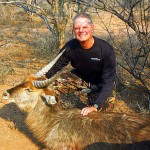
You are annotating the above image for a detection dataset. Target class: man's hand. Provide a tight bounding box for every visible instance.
[81,106,97,116]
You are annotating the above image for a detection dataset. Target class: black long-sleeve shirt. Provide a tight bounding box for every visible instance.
[46,36,116,107]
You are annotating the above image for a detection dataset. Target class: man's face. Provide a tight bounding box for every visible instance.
[73,17,94,42]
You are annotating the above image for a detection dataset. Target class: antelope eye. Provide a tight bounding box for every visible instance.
[25,88,33,93]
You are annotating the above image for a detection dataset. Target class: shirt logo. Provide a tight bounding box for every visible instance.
[91,58,100,61]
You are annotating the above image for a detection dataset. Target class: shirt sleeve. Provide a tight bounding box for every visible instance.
[45,46,70,79]
[94,44,116,108]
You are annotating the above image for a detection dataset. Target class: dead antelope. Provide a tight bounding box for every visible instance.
[2,49,150,150]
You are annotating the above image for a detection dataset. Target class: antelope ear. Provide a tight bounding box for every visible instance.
[42,93,57,105]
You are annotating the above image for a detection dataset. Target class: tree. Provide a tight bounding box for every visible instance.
[0,0,74,49]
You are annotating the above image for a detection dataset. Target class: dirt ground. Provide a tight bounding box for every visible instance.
[0,7,149,150]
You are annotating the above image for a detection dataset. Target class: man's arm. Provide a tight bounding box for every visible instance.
[94,44,116,109]
[45,48,70,79]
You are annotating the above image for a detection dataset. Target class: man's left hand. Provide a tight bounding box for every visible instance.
[81,106,97,116]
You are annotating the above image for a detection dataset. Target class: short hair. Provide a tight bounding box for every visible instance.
[73,13,93,26]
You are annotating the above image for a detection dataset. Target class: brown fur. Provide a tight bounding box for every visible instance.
[2,78,150,150]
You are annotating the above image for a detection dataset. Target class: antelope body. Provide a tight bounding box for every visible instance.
[2,49,150,149]
[2,77,150,150]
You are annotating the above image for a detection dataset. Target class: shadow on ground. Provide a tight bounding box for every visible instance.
[83,141,150,150]
[0,102,45,149]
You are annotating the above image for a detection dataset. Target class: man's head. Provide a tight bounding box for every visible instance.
[73,13,94,42]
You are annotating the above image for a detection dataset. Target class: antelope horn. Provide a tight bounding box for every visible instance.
[33,71,62,88]
[35,48,66,78]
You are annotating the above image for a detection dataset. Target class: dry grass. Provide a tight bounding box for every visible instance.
[0,6,149,150]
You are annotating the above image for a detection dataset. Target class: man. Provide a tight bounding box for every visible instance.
[45,13,116,116]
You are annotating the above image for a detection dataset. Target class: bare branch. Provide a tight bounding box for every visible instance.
[0,1,58,43]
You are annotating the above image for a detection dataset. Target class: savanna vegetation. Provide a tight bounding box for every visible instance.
[0,0,149,149]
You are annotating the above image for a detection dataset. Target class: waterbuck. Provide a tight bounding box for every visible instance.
[1,49,150,150]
